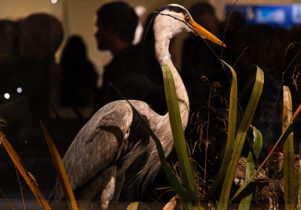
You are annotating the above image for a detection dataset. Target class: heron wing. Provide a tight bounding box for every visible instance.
[51,101,133,200]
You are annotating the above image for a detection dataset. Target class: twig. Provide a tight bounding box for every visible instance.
[204,82,214,190]
[233,46,248,68]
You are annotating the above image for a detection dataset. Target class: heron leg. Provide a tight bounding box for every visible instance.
[77,165,117,210]
[100,166,117,210]
[112,173,125,201]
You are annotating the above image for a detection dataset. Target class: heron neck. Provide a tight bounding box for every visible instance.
[155,37,190,128]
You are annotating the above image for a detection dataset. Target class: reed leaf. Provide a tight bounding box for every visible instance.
[238,126,262,210]
[282,86,296,209]
[126,202,139,210]
[231,104,301,202]
[109,82,193,204]
[0,130,51,209]
[161,64,198,204]
[205,60,237,200]
[40,121,78,210]
[218,66,264,209]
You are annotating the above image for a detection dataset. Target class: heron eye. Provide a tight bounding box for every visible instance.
[185,15,190,22]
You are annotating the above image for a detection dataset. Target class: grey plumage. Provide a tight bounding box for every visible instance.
[51,99,177,209]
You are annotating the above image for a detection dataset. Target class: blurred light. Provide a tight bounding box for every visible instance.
[133,6,146,45]
[51,0,57,4]
[135,6,146,18]
[4,93,10,100]
[16,87,23,94]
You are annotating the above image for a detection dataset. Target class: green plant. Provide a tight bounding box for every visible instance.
[2,59,301,210]
[282,86,296,209]
[231,104,301,204]
[121,61,264,209]
[238,126,262,210]
[122,61,265,209]
[217,64,264,209]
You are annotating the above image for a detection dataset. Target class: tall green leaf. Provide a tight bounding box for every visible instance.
[218,66,264,209]
[161,64,198,204]
[282,86,296,209]
[231,104,301,202]
[238,126,262,210]
[205,60,237,200]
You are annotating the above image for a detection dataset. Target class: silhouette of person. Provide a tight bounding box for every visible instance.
[0,13,64,153]
[18,13,64,194]
[19,13,64,120]
[0,19,36,148]
[60,35,97,108]
[0,15,64,197]
[94,1,166,115]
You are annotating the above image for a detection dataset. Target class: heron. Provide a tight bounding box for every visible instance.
[50,4,225,209]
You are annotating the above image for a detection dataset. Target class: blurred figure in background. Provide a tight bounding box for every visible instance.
[19,13,64,121]
[60,35,97,108]
[94,1,166,115]
[1,13,64,146]
[20,12,64,195]
[0,13,64,198]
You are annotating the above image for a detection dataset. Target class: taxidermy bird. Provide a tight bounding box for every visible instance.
[50,4,225,210]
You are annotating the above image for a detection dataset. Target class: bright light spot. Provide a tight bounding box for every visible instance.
[4,93,10,100]
[135,6,146,18]
[51,0,57,4]
[16,87,23,94]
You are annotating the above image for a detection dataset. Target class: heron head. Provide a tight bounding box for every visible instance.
[154,4,226,47]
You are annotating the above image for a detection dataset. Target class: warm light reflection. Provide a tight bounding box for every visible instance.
[51,0,58,4]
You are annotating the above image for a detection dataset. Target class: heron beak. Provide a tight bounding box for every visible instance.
[188,19,226,48]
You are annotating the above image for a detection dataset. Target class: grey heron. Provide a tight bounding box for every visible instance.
[50,4,225,209]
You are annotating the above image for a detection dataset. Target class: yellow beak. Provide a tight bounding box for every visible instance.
[188,19,226,48]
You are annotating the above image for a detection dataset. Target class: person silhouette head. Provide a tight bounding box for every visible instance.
[19,13,64,58]
[95,1,138,56]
